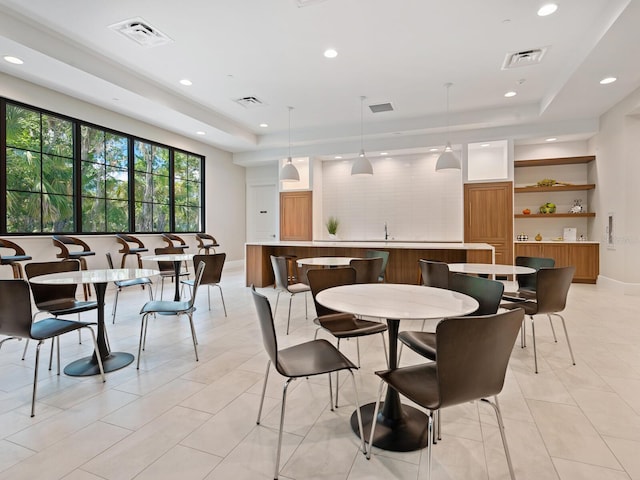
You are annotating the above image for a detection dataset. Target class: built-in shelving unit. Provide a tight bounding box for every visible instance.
[515,212,596,218]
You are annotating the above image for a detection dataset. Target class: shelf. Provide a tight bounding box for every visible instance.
[515,184,595,193]
[514,155,595,168]
[515,213,596,218]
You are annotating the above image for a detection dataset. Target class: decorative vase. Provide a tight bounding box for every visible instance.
[535,233,542,241]
[516,233,528,241]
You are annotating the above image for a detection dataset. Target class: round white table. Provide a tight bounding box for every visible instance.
[29,268,159,376]
[448,263,535,276]
[316,283,479,452]
[296,257,356,267]
[141,253,194,301]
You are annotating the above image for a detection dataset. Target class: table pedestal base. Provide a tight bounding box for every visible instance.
[350,402,429,451]
[64,352,134,376]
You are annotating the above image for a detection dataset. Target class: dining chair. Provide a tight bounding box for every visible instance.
[105,253,153,324]
[366,308,524,480]
[161,233,189,250]
[251,286,365,480]
[503,256,556,302]
[418,259,451,288]
[52,234,96,300]
[154,246,190,300]
[0,279,105,417]
[0,238,32,279]
[306,267,388,406]
[349,257,383,284]
[180,253,227,315]
[115,233,148,268]
[270,255,310,334]
[137,261,205,368]
[195,233,219,254]
[502,266,576,373]
[365,250,389,282]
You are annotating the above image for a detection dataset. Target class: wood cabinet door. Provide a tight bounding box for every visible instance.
[280,191,312,240]
[568,243,599,283]
[464,182,513,265]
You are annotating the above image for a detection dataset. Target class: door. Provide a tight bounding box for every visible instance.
[247,184,277,242]
[464,181,513,265]
[280,191,312,241]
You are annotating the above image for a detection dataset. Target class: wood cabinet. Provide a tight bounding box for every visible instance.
[279,191,312,241]
[514,242,599,283]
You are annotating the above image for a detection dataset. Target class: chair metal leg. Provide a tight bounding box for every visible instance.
[275,378,294,480]
[530,315,538,373]
[257,360,271,424]
[555,313,576,365]
[31,340,44,417]
[380,333,389,367]
[0,336,19,350]
[548,314,558,342]
[304,292,308,319]
[366,380,386,459]
[346,369,366,455]
[328,372,334,412]
[207,285,211,310]
[426,412,433,480]
[56,336,61,375]
[85,326,106,382]
[335,338,341,408]
[48,337,55,371]
[482,397,516,480]
[273,291,281,318]
[216,285,227,317]
[112,288,120,324]
[286,295,293,335]
[22,338,29,360]
[187,313,199,361]
[520,318,526,348]
[137,314,148,369]
[356,338,361,368]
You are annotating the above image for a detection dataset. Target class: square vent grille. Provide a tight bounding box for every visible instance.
[296,0,328,7]
[109,17,173,47]
[502,47,547,69]
[234,96,266,108]
[369,102,394,113]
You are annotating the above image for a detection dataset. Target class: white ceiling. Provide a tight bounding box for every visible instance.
[1,0,640,166]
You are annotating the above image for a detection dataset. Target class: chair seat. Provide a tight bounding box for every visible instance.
[159,270,189,278]
[0,255,32,264]
[502,299,537,315]
[140,300,191,314]
[30,318,95,340]
[200,242,218,248]
[317,313,387,338]
[503,289,536,301]
[38,299,98,315]
[287,282,310,294]
[116,277,152,288]
[376,363,439,410]
[277,338,357,378]
[67,251,95,258]
[129,247,148,253]
[398,330,436,360]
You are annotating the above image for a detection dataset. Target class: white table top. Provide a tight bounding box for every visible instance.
[246,240,494,251]
[296,257,356,267]
[316,283,479,320]
[141,253,194,262]
[448,263,535,275]
[29,268,160,285]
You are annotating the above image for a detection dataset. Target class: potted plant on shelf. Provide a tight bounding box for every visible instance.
[326,216,339,239]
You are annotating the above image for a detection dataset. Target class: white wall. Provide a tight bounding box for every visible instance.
[0,73,246,271]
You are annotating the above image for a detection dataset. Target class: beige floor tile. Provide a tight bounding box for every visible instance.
[135,444,222,480]
[553,457,630,480]
[603,437,640,480]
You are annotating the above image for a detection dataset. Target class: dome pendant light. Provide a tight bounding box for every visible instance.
[435,83,461,172]
[352,96,373,176]
[281,106,300,182]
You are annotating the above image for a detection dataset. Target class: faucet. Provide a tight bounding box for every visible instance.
[384,222,389,241]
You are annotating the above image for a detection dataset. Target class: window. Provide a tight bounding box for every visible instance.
[2,99,205,234]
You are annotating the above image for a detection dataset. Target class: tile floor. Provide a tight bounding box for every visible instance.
[1,265,640,480]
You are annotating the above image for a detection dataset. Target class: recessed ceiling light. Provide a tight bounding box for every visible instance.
[259,123,269,128]
[504,91,517,98]
[537,3,558,16]
[545,137,557,142]
[380,152,388,156]
[324,48,338,58]
[179,79,192,86]
[3,55,24,65]
[481,143,491,147]
[600,76,617,85]
[429,148,439,152]
[196,131,205,135]
[334,155,343,159]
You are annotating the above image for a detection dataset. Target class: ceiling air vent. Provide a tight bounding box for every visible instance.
[234,96,266,108]
[502,47,547,69]
[109,17,173,47]
[295,0,328,7]
[369,102,394,113]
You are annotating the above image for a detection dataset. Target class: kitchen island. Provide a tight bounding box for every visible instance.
[245,241,494,287]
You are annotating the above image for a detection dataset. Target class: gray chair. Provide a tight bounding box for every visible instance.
[365,250,389,282]
[503,256,556,301]
[251,286,365,480]
[367,309,524,480]
[270,255,310,334]
[502,266,576,373]
[137,261,206,368]
[349,257,383,284]
[0,279,105,417]
[418,259,451,288]
[181,253,227,315]
[106,253,153,324]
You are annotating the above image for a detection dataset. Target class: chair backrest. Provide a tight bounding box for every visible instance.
[515,256,555,292]
[105,252,115,269]
[307,267,357,318]
[270,255,290,291]
[534,266,575,314]
[448,273,504,316]
[0,238,27,257]
[116,233,145,252]
[24,260,81,306]
[155,246,184,272]
[162,233,187,248]
[418,259,450,288]
[187,261,206,309]
[196,233,218,248]
[193,253,225,285]
[0,280,34,338]
[365,250,389,281]
[435,308,524,409]
[349,257,383,284]
[251,286,281,373]
[52,235,91,258]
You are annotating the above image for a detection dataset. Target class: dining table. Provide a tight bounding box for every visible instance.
[316,283,479,451]
[141,253,194,301]
[29,268,159,376]
[447,262,535,277]
[296,257,356,268]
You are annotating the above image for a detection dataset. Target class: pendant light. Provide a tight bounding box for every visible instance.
[435,83,461,171]
[281,106,300,182]
[351,96,373,176]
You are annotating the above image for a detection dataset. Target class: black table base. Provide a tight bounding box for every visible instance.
[64,352,134,376]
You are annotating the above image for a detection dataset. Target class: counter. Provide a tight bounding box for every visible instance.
[245,241,494,287]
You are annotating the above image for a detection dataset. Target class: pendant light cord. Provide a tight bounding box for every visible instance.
[288,106,293,160]
[360,96,365,152]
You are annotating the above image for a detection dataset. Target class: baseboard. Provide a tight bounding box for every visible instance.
[596,275,640,296]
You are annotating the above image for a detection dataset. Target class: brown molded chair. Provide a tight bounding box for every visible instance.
[137,261,206,368]
[307,267,388,406]
[195,233,219,254]
[270,255,310,334]
[365,250,389,282]
[0,279,105,417]
[349,257,383,284]
[503,256,556,302]
[161,233,189,250]
[115,233,148,269]
[366,308,524,480]
[181,253,227,315]
[52,235,95,300]
[502,266,576,373]
[106,253,153,324]
[418,259,451,288]
[0,238,32,279]
[251,286,365,480]
[155,246,190,300]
